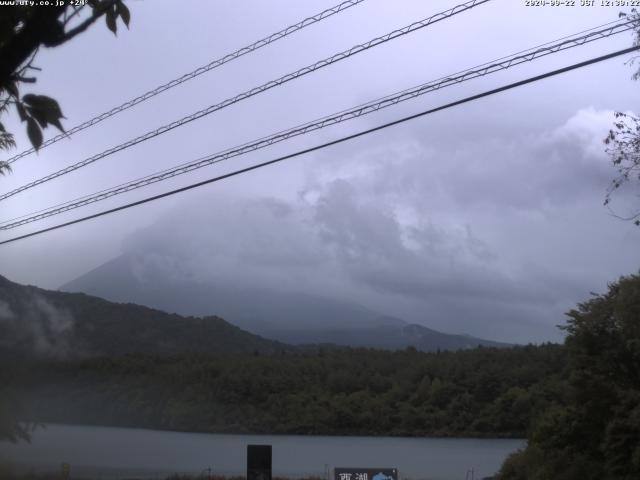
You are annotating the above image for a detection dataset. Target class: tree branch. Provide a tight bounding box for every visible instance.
[47,0,118,47]
[63,5,84,28]
[0,7,66,87]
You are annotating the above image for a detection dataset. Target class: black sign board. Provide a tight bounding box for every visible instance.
[334,468,398,480]
[247,444,272,480]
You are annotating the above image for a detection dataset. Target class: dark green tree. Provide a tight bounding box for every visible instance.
[497,272,640,479]
[0,0,130,175]
[0,1,130,443]
[603,9,640,224]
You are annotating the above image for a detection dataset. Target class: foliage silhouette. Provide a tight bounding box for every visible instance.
[0,0,130,173]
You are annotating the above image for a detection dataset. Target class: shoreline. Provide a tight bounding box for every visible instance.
[2,424,523,480]
[24,422,528,441]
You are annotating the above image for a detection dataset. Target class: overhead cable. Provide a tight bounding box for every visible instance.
[1,45,636,246]
[0,18,633,230]
[5,0,367,164]
[0,0,490,202]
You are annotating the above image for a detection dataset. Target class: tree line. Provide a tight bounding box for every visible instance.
[497,272,640,479]
[9,343,567,439]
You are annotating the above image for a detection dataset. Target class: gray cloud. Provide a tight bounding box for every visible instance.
[0,294,75,358]
[0,1,638,345]
[109,107,640,344]
[0,300,15,320]
[26,295,75,357]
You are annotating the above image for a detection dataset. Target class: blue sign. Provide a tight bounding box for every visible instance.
[335,468,398,480]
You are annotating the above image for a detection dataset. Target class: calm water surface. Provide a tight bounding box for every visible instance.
[0,424,524,480]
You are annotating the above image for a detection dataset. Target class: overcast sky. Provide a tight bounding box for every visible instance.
[1,0,639,343]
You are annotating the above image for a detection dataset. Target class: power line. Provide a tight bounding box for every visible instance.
[5,0,366,165]
[1,45,636,247]
[0,18,633,231]
[0,0,490,202]
[14,7,620,174]
[1,18,632,228]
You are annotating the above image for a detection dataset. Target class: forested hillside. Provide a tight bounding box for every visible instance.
[0,275,288,358]
[11,344,567,438]
[497,273,640,479]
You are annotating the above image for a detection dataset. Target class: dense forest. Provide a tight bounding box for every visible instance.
[6,343,567,438]
[496,273,640,479]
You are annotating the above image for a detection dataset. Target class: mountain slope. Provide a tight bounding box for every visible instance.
[62,253,406,332]
[61,253,512,351]
[0,274,288,358]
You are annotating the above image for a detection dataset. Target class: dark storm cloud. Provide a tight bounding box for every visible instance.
[113,105,640,344]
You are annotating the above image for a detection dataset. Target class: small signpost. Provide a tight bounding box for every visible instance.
[247,444,272,480]
[61,462,70,480]
[334,468,398,480]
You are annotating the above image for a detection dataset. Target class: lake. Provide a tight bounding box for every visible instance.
[0,424,524,480]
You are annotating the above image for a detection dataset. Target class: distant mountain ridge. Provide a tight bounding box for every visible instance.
[62,253,406,333]
[61,253,512,352]
[0,274,287,358]
[272,323,511,351]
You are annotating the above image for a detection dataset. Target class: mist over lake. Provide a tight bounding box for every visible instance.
[1,424,524,480]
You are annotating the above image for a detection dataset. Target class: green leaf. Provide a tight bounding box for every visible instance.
[22,94,65,132]
[0,131,16,152]
[0,161,12,176]
[48,116,65,133]
[106,7,117,35]
[117,1,130,28]
[22,93,39,106]
[15,102,27,122]
[4,81,19,99]
[26,117,43,151]
[28,107,49,129]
